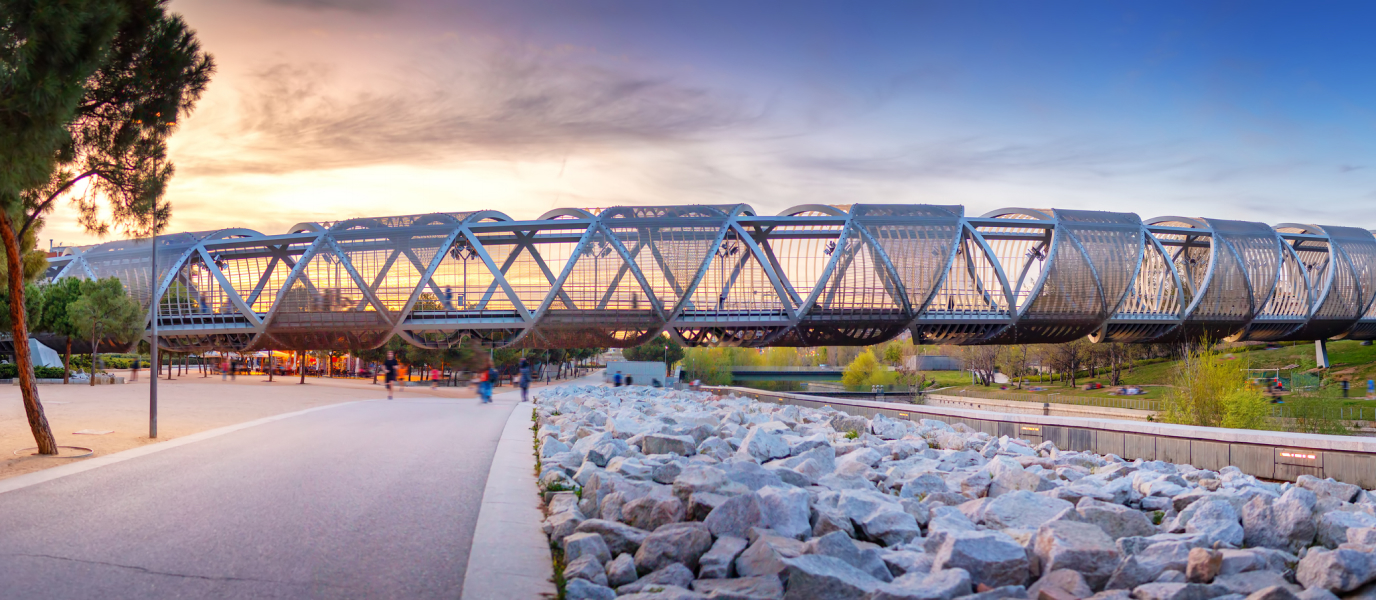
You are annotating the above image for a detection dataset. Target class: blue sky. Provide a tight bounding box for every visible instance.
[46,0,1376,244]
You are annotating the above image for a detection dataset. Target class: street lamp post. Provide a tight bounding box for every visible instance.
[149,114,174,439]
[149,179,159,439]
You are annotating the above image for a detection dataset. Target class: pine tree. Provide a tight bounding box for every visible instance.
[0,0,214,453]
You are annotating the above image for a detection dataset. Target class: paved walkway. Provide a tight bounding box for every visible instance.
[0,386,553,599]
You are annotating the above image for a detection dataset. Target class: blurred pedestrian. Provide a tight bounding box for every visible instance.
[518,358,532,402]
[384,351,399,400]
[478,359,495,403]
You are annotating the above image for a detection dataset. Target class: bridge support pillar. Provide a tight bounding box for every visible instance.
[1316,339,1330,369]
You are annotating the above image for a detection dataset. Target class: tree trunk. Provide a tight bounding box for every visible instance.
[63,337,72,384]
[90,336,99,387]
[268,352,274,382]
[1,213,57,454]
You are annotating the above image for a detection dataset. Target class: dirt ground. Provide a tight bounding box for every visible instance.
[0,370,562,481]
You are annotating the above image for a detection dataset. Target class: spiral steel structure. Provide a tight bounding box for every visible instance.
[42,205,1376,351]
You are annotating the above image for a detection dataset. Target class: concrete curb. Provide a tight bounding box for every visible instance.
[460,393,556,600]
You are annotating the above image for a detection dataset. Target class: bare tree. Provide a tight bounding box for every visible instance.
[1004,344,1034,389]
[1103,342,1130,386]
[959,345,1002,386]
[1054,340,1090,387]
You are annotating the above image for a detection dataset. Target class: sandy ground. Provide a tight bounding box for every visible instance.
[0,370,565,481]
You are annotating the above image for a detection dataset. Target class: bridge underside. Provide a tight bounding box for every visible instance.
[44,205,1376,351]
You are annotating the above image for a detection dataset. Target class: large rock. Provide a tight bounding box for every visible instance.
[898,473,950,499]
[813,508,856,538]
[1184,499,1244,548]
[1243,587,1301,600]
[1184,547,1223,585]
[691,576,785,600]
[837,447,884,470]
[623,494,687,531]
[1105,540,1195,590]
[1316,509,1376,549]
[833,415,870,435]
[1295,548,1376,593]
[868,568,972,600]
[1130,582,1230,600]
[617,585,708,599]
[689,491,730,521]
[653,462,684,485]
[607,553,638,587]
[1025,569,1093,600]
[880,549,934,578]
[618,563,695,595]
[855,509,921,547]
[756,486,812,540]
[589,439,631,467]
[698,437,736,461]
[1033,520,1120,590]
[566,578,617,600]
[981,490,1072,532]
[1297,475,1361,504]
[542,437,572,458]
[1077,497,1159,540]
[644,434,699,457]
[547,510,586,545]
[736,535,807,579]
[1241,488,1316,552]
[700,536,749,579]
[1211,571,1297,596]
[706,494,764,539]
[1216,548,1296,576]
[575,519,651,556]
[565,554,609,586]
[929,530,1030,589]
[738,427,791,463]
[986,457,1051,497]
[565,531,613,565]
[635,522,715,574]
[674,465,730,502]
[805,531,893,582]
[779,554,882,600]
[725,461,788,491]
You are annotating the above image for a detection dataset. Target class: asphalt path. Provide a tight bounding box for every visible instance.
[0,393,522,599]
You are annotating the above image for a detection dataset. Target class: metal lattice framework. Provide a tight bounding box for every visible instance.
[42,205,1376,351]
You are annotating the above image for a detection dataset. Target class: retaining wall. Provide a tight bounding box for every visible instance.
[708,386,1376,489]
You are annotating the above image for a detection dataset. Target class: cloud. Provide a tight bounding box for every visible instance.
[779,137,1202,184]
[178,48,754,177]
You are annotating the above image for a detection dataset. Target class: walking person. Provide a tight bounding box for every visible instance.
[518,358,532,402]
[384,351,399,400]
[477,359,495,404]
[613,371,623,387]
[430,366,441,390]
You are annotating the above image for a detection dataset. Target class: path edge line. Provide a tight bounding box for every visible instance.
[0,400,367,496]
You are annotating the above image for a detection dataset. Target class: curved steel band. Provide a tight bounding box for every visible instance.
[44,205,1376,351]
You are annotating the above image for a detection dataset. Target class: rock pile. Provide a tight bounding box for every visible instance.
[534,385,1376,600]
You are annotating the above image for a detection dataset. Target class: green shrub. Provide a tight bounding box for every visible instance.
[34,366,65,378]
[0,364,73,379]
[842,351,880,388]
[1160,343,1273,430]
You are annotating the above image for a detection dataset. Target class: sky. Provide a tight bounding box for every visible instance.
[42,0,1376,247]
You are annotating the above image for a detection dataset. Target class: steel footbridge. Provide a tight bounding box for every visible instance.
[43,204,1376,351]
